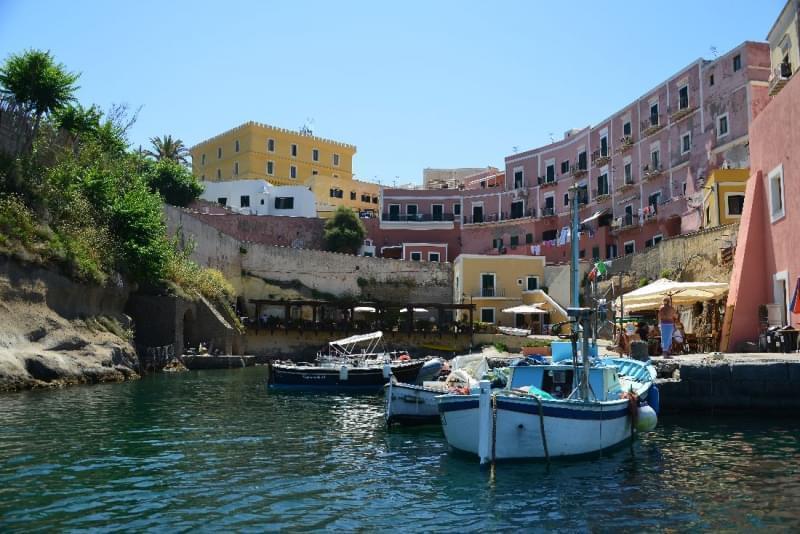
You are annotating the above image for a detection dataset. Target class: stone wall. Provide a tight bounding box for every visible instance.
[606,224,738,282]
[165,205,455,311]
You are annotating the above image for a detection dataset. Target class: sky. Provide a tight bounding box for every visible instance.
[0,0,786,186]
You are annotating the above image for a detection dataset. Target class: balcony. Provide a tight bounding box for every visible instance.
[462,207,536,225]
[641,164,664,182]
[591,148,611,167]
[616,175,636,192]
[382,212,455,222]
[617,135,634,153]
[570,163,588,178]
[670,104,696,123]
[612,214,639,231]
[769,62,793,96]
[540,206,556,218]
[641,115,665,138]
[538,175,558,188]
[592,188,611,202]
[473,287,506,298]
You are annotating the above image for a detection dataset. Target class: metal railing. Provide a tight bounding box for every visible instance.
[473,287,505,298]
[381,212,455,222]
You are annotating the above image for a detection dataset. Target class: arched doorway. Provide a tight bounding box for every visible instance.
[183,308,197,354]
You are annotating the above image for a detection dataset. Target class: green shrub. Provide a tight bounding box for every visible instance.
[493,341,508,353]
[639,277,650,288]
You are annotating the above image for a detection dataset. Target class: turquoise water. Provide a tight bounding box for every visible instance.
[1,367,799,532]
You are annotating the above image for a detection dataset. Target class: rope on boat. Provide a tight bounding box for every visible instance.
[534,395,550,463]
[491,394,498,469]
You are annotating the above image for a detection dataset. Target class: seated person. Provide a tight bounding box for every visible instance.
[635,321,649,342]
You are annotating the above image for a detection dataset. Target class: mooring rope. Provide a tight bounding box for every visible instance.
[491,394,498,467]
[534,395,550,463]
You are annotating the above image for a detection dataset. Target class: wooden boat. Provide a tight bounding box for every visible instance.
[267,331,424,392]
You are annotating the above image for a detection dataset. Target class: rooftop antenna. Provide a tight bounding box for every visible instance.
[300,117,314,136]
[710,46,718,58]
[394,176,398,187]
[549,132,555,143]
[512,146,519,153]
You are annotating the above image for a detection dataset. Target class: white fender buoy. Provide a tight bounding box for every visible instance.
[477,380,492,465]
[339,365,349,381]
[636,404,658,432]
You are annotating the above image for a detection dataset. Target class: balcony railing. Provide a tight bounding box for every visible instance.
[538,175,557,187]
[462,208,536,225]
[641,164,664,182]
[540,206,556,217]
[769,62,793,96]
[473,287,506,298]
[570,163,588,177]
[641,115,665,137]
[670,104,695,123]
[591,148,611,166]
[382,212,455,222]
[617,135,634,153]
[616,175,636,191]
[593,188,611,201]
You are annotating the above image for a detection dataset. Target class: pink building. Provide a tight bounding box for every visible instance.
[725,66,800,350]
[371,41,770,264]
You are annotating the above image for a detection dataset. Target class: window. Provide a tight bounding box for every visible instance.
[768,164,785,222]
[290,165,297,179]
[624,162,632,183]
[272,197,294,210]
[388,204,400,218]
[235,140,240,152]
[546,163,555,182]
[564,193,569,206]
[260,199,264,205]
[648,191,661,208]
[291,144,298,157]
[598,173,609,196]
[240,195,250,207]
[526,233,533,244]
[678,85,689,110]
[454,203,461,216]
[268,138,275,152]
[650,103,659,126]
[578,151,587,170]
[681,132,691,154]
[267,161,274,175]
[350,191,356,200]
[733,54,741,72]
[362,194,371,202]
[717,114,729,138]
[510,200,524,219]
[653,234,663,245]
[217,147,222,159]
[651,149,660,170]
[406,205,418,218]
[544,195,555,211]
[606,244,618,259]
[217,197,227,206]
[480,308,495,324]
[624,241,636,255]
[372,196,378,204]
[201,153,206,165]
[561,160,570,174]
[510,235,519,248]
[472,203,484,223]
[542,229,557,241]
[216,169,221,180]
[333,153,340,166]
[312,148,319,162]
[579,249,586,258]
[709,73,715,86]
[432,204,443,220]
[429,252,440,262]
[577,184,588,205]
[623,121,632,136]
[514,168,524,188]
[526,276,539,291]
[492,238,503,249]
[410,252,422,261]
[234,161,239,175]
[645,238,654,249]
[592,246,600,260]
[600,135,608,157]
[333,174,339,178]
[312,170,318,175]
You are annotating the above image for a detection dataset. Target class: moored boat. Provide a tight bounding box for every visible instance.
[267,331,424,392]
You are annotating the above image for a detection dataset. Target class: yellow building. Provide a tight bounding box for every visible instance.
[307,175,380,217]
[767,0,799,95]
[702,168,749,228]
[453,254,567,331]
[190,121,378,215]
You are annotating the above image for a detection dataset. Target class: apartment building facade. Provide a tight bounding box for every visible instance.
[370,41,770,263]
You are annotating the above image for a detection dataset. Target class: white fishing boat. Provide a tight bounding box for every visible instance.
[437,308,659,463]
[384,354,489,426]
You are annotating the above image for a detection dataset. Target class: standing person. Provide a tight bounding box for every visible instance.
[659,296,675,358]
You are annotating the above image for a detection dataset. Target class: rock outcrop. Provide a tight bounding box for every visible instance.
[0,255,140,391]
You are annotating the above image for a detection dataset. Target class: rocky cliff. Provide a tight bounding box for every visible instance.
[0,255,140,391]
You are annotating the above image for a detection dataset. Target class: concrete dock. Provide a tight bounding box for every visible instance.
[182,355,256,370]
[653,353,800,414]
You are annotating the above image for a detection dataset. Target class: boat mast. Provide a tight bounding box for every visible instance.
[568,185,591,401]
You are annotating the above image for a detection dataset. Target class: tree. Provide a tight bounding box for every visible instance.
[54,104,101,153]
[324,206,366,254]
[145,134,190,164]
[0,49,79,150]
[144,159,204,207]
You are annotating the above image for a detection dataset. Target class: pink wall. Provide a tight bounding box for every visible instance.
[402,244,449,262]
[727,72,800,349]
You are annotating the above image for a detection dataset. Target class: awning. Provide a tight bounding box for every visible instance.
[400,307,428,313]
[501,304,548,314]
[616,278,729,313]
[581,209,608,225]
[353,306,377,313]
[330,331,383,346]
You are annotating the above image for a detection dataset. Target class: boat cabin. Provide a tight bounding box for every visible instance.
[509,365,624,401]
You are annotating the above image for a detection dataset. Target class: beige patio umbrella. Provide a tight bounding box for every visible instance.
[616,278,729,313]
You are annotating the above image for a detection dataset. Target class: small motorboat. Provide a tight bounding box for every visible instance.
[267,331,424,392]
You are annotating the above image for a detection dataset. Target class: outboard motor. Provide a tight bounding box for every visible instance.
[415,358,443,385]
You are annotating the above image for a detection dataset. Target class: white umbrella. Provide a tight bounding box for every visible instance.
[616,278,729,312]
[353,306,376,313]
[400,307,428,313]
[502,304,548,314]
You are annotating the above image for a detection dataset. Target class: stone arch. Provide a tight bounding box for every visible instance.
[183,307,198,352]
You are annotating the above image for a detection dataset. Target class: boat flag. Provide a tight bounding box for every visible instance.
[791,277,800,315]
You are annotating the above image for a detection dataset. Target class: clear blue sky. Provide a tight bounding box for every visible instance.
[0,0,785,185]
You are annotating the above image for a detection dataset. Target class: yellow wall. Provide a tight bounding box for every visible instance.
[768,4,800,75]
[191,122,381,214]
[306,175,381,217]
[453,255,565,325]
[702,168,749,228]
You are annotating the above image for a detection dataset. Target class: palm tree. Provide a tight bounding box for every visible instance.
[0,49,79,151]
[145,134,190,165]
[54,103,101,153]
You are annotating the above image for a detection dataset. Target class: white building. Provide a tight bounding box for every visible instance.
[200,180,316,217]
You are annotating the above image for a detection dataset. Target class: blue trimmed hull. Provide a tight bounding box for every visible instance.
[267,360,424,393]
